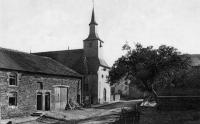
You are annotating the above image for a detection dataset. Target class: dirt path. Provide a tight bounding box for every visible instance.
[19,100,142,124]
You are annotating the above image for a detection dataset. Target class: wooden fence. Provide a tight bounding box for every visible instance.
[113,107,140,124]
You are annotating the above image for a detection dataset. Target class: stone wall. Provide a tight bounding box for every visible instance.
[84,66,111,105]
[98,66,110,104]
[0,70,81,119]
[86,74,98,104]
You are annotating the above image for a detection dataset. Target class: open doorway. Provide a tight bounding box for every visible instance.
[37,92,43,110]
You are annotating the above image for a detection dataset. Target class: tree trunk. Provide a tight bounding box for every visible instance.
[151,84,158,102]
[143,85,158,102]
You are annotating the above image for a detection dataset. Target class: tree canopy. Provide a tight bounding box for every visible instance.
[109,43,191,99]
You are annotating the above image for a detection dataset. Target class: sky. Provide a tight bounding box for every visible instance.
[1,0,200,66]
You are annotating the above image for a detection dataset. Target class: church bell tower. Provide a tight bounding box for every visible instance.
[83,8,104,59]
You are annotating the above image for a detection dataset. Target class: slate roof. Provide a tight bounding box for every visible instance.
[84,32,103,42]
[34,49,87,74]
[0,47,81,77]
[87,57,110,73]
[34,49,110,75]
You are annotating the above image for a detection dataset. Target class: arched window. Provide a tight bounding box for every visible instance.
[9,72,17,86]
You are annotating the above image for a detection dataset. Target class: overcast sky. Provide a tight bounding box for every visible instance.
[1,0,200,66]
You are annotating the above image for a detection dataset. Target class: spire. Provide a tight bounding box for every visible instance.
[89,8,98,25]
[84,4,103,43]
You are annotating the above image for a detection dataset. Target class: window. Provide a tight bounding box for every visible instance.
[9,72,17,86]
[9,92,17,106]
[37,82,43,90]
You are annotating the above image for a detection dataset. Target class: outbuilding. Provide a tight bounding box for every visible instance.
[0,47,82,119]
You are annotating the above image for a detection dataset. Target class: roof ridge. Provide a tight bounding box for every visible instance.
[34,49,83,54]
[0,47,58,61]
[0,47,29,54]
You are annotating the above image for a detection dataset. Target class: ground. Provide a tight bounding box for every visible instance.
[16,100,142,124]
[3,99,200,124]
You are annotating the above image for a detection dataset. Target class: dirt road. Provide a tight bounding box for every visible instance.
[19,100,142,124]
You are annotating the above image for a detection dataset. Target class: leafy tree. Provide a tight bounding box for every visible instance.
[172,67,200,89]
[109,43,191,101]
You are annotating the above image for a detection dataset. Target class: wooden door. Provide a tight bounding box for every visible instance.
[54,87,60,110]
[54,87,68,110]
[60,88,68,110]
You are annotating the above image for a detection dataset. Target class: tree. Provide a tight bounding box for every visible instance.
[109,43,191,101]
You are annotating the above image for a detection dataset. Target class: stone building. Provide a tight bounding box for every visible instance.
[111,76,144,99]
[0,48,82,119]
[35,9,111,104]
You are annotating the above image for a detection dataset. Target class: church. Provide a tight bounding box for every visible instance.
[35,8,111,104]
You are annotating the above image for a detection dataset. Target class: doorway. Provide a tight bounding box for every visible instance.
[45,92,50,111]
[104,88,107,102]
[37,92,43,110]
[54,86,69,110]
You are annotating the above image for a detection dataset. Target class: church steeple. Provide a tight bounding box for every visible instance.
[83,6,104,58]
[84,8,102,41]
[89,8,98,25]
